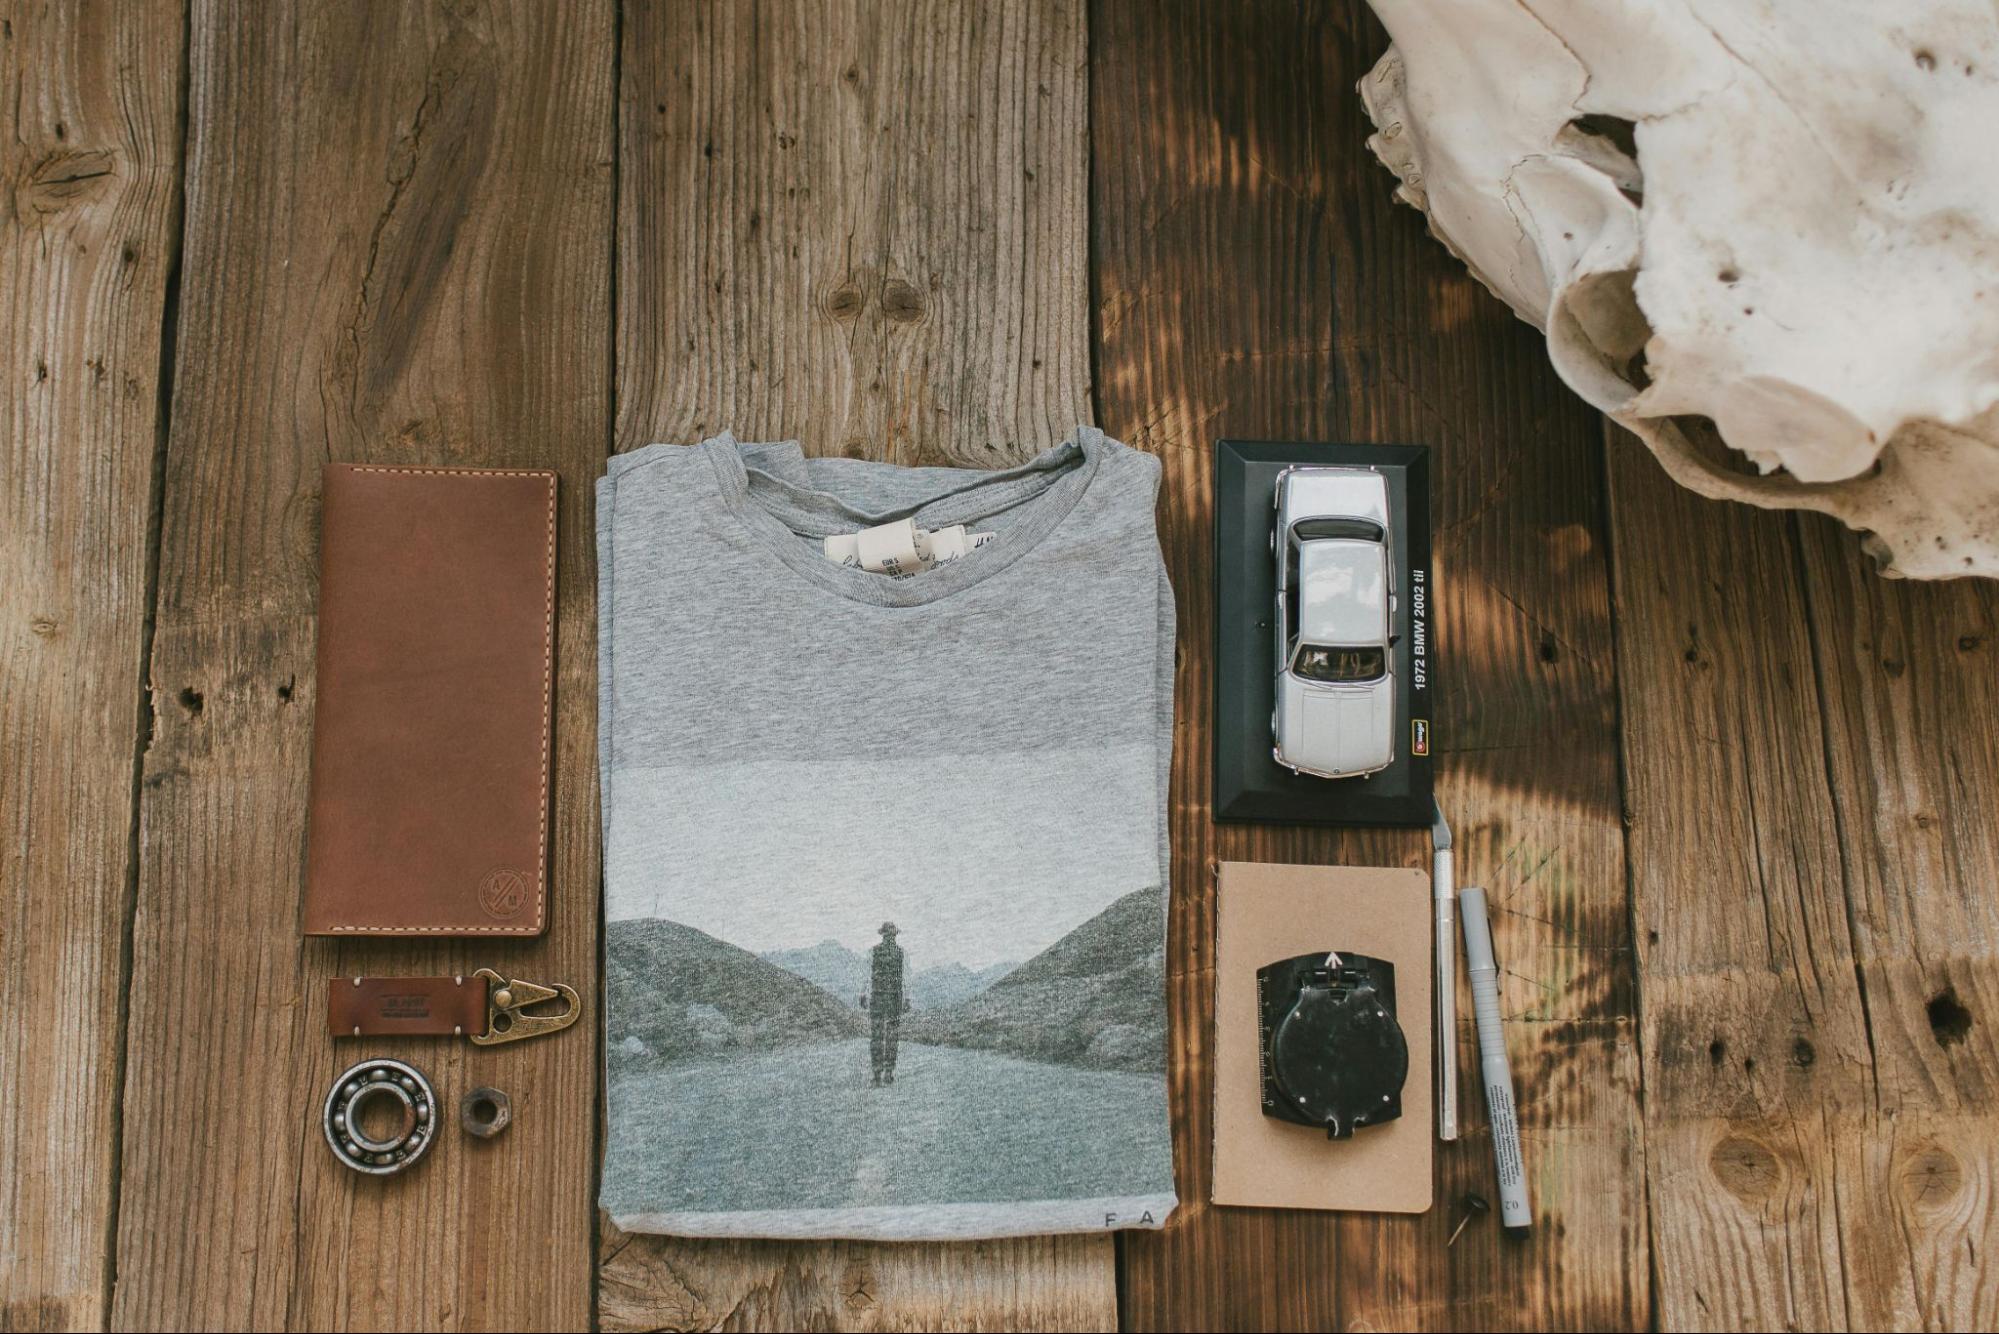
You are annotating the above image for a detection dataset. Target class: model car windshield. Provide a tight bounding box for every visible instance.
[1291,516,1384,543]
[1291,644,1386,683]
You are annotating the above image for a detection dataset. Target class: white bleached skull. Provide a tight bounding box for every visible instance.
[1361,0,1999,577]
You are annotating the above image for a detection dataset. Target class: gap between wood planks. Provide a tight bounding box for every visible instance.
[590,5,626,1331]
[105,0,195,1316]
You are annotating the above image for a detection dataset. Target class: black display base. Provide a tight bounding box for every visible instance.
[1212,440,1434,827]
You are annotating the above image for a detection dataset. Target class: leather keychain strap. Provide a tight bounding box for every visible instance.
[326,969,582,1044]
[328,974,489,1038]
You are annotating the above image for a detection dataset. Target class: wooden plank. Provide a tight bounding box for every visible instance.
[1093,3,1647,1329]
[599,1215,1119,1332]
[1606,425,1869,1328]
[0,3,184,1329]
[1796,517,1999,1328]
[108,2,612,1328]
[1608,417,1999,1331]
[615,0,1092,470]
[603,2,1111,1329]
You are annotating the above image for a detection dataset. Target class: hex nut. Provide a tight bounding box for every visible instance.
[460,1085,512,1139]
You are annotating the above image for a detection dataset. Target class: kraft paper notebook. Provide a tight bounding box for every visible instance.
[303,464,558,937]
[1212,861,1433,1212]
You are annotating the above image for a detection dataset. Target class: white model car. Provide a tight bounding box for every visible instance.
[1271,466,1396,779]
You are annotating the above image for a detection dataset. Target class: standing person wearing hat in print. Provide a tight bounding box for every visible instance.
[860,921,910,1086]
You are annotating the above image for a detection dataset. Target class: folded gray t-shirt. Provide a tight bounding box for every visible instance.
[596,428,1178,1240]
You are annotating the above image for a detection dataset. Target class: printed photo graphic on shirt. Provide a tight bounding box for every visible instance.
[600,742,1173,1223]
[601,883,1168,1217]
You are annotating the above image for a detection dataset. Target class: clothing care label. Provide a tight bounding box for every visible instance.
[824,518,996,575]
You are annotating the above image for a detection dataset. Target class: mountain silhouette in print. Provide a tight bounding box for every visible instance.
[602,893,1174,1215]
[607,918,863,1065]
[904,886,1166,1072]
[760,940,1018,1010]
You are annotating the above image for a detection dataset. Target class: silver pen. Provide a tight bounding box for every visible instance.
[1431,802,1457,1141]
[1460,885,1531,1235]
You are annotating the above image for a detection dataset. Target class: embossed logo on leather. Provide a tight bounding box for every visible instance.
[380,992,434,1020]
[479,868,530,919]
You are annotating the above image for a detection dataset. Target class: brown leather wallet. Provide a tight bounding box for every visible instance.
[303,464,556,936]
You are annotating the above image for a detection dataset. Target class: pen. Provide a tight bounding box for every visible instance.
[1459,885,1531,1235]
[1431,802,1457,1141]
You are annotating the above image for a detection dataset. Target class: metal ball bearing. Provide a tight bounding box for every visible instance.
[322,1057,437,1176]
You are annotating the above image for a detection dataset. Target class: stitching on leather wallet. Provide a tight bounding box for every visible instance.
[325,465,556,935]
[344,466,554,478]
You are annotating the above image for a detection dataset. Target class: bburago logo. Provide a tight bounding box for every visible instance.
[479,867,530,919]
[1411,718,1430,756]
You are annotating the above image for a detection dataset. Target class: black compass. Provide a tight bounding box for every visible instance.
[1257,951,1409,1138]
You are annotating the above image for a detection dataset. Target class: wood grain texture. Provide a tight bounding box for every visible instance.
[4,4,1990,1329]
[1092,3,1647,1328]
[603,2,1113,1330]
[0,3,184,1329]
[1795,515,1999,1328]
[1796,523,1999,1139]
[1608,424,1868,1328]
[600,1216,1117,1333]
[617,0,1092,471]
[1608,419,1999,1330]
[108,2,612,1328]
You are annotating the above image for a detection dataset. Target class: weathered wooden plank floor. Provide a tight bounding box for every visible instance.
[2,2,1992,1330]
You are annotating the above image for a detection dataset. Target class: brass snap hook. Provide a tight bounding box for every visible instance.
[469,968,582,1046]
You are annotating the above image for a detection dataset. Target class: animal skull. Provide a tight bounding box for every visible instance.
[1361,0,1999,577]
